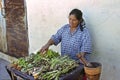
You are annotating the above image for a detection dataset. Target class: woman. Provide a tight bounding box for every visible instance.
[40,9,92,66]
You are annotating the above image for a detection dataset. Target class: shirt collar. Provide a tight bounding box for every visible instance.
[68,24,81,36]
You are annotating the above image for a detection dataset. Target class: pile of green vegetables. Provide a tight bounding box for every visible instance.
[12,49,79,80]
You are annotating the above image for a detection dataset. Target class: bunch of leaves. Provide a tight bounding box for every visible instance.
[12,49,79,80]
[40,49,60,59]
[12,49,59,71]
[40,55,79,80]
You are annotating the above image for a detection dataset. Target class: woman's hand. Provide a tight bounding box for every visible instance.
[40,44,50,54]
[86,62,93,67]
[76,52,92,67]
[40,39,54,54]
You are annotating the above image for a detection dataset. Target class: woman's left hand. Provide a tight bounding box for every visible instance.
[86,62,93,67]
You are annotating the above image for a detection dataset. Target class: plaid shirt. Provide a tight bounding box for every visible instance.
[51,24,92,60]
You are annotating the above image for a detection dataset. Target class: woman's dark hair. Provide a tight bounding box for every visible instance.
[69,9,85,31]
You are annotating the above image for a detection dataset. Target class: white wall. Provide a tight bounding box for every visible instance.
[26,0,120,80]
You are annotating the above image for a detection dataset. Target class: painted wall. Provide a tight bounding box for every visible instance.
[26,0,120,80]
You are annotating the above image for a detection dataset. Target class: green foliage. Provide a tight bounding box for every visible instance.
[12,49,79,80]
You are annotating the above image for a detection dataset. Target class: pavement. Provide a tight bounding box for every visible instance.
[0,58,11,80]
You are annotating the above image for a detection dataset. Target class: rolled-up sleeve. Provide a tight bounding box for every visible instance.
[51,27,64,45]
[81,28,92,53]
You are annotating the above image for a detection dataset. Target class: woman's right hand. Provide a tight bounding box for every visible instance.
[40,39,54,54]
[40,44,50,54]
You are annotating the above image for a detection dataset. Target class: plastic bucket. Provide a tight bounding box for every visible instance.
[84,62,102,80]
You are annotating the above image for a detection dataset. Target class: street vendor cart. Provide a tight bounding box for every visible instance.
[6,64,84,80]
[6,50,85,80]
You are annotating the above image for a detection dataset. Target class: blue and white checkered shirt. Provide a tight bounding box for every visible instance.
[51,24,92,60]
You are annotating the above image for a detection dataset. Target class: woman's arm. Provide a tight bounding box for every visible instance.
[40,39,54,53]
[40,25,67,53]
[77,52,91,66]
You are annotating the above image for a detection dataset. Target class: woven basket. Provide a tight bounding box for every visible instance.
[84,62,102,80]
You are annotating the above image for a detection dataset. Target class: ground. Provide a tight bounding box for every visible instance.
[0,58,11,80]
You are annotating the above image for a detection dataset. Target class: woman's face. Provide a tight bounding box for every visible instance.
[69,14,80,28]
